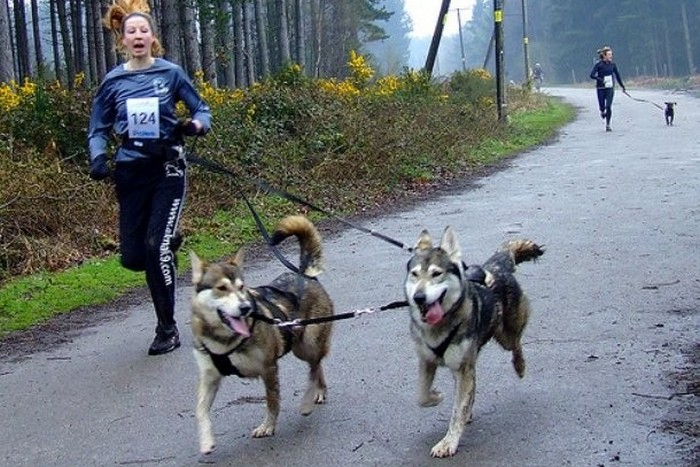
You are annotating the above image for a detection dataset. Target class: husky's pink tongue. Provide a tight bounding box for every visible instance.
[228,316,251,337]
[425,302,444,325]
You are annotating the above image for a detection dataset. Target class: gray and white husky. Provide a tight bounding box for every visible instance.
[404,226,544,458]
[189,215,334,454]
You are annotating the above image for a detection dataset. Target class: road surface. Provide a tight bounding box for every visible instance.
[1,88,698,466]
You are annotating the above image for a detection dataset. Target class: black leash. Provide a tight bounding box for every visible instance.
[183,145,411,324]
[183,144,306,277]
[249,299,408,328]
[186,153,414,253]
[623,90,664,111]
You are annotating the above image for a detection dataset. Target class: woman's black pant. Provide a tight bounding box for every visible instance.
[113,157,186,336]
[596,87,615,124]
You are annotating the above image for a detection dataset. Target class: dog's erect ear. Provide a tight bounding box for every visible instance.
[414,229,433,252]
[190,251,204,285]
[439,226,462,264]
[230,246,246,267]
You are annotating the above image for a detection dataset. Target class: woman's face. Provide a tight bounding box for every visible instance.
[122,15,154,59]
[603,50,613,61]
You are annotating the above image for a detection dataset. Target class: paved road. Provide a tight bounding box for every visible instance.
[1,88,698,467]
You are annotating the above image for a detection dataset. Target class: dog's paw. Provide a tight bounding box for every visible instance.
[251,423,275,438]
[199,439,215,455]
[300,387,326,415]
[430,437,459,458]
[419,389,443,407]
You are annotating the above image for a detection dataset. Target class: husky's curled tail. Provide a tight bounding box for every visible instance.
[271,215,325,277]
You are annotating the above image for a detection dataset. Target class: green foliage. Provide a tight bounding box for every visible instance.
[4,80,92,164]
[448,68,496,103]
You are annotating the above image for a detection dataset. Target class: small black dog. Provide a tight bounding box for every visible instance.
[664,102,677,126]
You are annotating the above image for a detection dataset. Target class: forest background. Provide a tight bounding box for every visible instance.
[0,1,698,89]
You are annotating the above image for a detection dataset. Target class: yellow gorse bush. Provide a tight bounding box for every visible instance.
[73,72,86,89]
[471,68,492,80]
[194,70,246,108]
[316,78,361,100]
[373,75,400,96]
[0,79,37,112]
[348,50,374,87]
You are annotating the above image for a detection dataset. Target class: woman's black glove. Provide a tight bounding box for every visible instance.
[89,154,111,181]
[177,118,200,137]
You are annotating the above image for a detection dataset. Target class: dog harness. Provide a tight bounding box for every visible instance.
[427,286,494,359]
[251,285,298,354]
[199,343,245,377]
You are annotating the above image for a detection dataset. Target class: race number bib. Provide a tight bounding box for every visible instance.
[126,97,160,139]
[604,75,613,88]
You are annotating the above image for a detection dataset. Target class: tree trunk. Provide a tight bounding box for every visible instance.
[56,0,75,86]
[12,0,31,81]
[243,1,255,84]
[180,0,202,76]
[216,0,234,87]
[90,0,106,82]
[30,0,44,79]
[49,0,62,84]
[233,1,244,86]
[294,0,305,71]
[85,0,97,83]
[277,0,291,65]
[161,0,182,64]
[253,0,270,78]
[101,0,117,70]
[663,18,673,77]
[200,1,218,85]
[70,0,85,78]
[309,0,322,77]
[680,0,695,75]
[0,0,13,82]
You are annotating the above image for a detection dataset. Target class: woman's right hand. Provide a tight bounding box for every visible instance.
[89,154,111,181]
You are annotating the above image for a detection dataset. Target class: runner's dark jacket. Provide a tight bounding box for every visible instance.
[590,60,625,90]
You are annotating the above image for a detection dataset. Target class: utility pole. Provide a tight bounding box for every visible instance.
[456,8,467,72]
[494,0,506,122]
[424,0,451,76]
[521,0,531,88]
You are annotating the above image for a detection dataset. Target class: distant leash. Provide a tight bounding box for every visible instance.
[623,90,664,111]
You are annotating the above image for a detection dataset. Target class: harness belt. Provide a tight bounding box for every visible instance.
[121,136,183,161]
[251,286,297,354]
